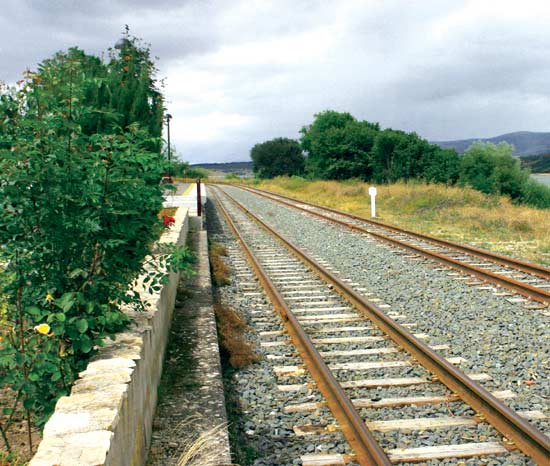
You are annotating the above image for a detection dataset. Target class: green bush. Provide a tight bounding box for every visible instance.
[170,161,190,177]
[170,162,209,179]
[272,175,307,191]
[225,172,241,180]
[519,178,550,208]
[0,37,193,446]
[458,142,550,208]
[185,167,209,179]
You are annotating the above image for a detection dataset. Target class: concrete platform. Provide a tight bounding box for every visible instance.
[163,182,207,216]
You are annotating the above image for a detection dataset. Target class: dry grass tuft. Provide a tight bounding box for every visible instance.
[210,243,230,286]
[158,207,178,219]
[214,303,260,369]
[246,177,550,265]
[166,415,229,466]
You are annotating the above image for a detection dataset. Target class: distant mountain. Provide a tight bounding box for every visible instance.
[191,161,253,174]
[432,131,550,156]
[191,161,253,171]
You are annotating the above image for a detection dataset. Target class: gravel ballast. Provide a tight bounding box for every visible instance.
[216,185,548,465]
[207,198,355,465]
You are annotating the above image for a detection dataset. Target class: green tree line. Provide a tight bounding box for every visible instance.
[251,110,550,208]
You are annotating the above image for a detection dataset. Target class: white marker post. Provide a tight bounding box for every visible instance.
[368,186,377,217]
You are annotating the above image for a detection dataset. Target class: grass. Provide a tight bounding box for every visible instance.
[208,239,259,368]
[174,418,228,466]
[209,243,231,286]
[240,177,550,265]
[0,451,26,466]
[214,303,260,369]
[158,207,177,219]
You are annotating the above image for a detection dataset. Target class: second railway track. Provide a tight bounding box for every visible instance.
[210,186,550,465]
[233,184,550,307]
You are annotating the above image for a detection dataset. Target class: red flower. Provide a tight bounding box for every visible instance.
[124,55,131,61]
[123,65,129,72]
[163,215,175,228]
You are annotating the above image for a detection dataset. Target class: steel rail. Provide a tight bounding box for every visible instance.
[216,186,550,466]
[239,185,550,281]
[229,185,550,304]
[211,188,391,466]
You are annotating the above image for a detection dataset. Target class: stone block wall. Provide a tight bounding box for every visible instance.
[29,207,189,466]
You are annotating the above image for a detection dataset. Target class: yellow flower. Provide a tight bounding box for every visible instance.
[46,293,54,302]
[34,323,51,335]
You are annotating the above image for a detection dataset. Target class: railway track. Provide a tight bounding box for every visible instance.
[210,186,550,465]
[232,185,550,307]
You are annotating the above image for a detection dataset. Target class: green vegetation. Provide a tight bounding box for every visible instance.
[171,161,210,179]
[458,142,550,208]
[251,137,305,178]
[299,110,460,184]
[224,172,241,180]
[0,33,194,456]
[250,110,550,208]
[247,177,550,265]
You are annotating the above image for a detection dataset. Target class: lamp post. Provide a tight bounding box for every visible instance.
[165,113,173,182]
[114,25,131,50]
[165,113,172,164]
[114,37,130,50]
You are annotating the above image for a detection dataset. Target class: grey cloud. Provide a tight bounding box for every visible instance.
[3,1,550,163]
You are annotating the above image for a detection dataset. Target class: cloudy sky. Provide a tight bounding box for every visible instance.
[2,1,550,163]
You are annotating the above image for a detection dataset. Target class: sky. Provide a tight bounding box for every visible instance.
[2,0,550,163]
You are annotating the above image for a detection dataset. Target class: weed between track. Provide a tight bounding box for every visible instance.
[214,303,260,369]
[206,200,262,465]
[209,243,231,286]
[209,240,259,369]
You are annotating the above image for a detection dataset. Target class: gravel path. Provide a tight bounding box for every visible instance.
[219,186,549,452]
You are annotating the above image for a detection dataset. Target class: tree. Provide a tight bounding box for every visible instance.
[369,129,408,182]
[370,130,461,184]
[251,137,305,178]
[33,33,164,152]
[459,142,529,198]
[105,34,164,149]
[420,147,460,184]
[300,110,379,179]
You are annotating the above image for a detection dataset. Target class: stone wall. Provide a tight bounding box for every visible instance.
[29,207,189,466]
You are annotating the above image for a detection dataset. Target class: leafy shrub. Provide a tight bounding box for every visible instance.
[170,161,190,177]
[171,162,209,179]
[459,142,550,208]
[185,167,209,179]
[271,175,307,191]
[0,35,193,447]
[518,177,550,208]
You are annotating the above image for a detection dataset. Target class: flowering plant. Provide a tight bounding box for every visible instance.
[0,35,193,453]
[163,215,176,228]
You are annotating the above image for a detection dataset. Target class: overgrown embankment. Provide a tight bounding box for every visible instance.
[244,177,550,265]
